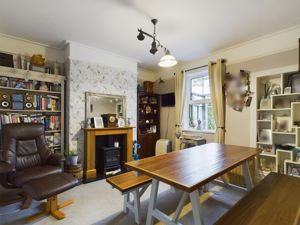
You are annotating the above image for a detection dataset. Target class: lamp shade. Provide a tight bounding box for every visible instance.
[158,50,177,67]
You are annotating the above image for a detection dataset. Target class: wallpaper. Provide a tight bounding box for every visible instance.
[66,59,137,160]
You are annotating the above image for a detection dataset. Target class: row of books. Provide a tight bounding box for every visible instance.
[0,76,62,92]
[30,95,61,111]
[0,114,61,131]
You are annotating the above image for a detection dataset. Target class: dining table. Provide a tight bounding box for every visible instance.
[125,143,261,225]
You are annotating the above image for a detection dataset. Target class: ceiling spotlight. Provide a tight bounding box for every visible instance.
[149,40,158,55]
[137,31,145,41]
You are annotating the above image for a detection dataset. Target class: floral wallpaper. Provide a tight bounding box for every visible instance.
[66,59,137,159]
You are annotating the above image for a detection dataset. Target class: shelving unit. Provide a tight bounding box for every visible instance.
[0,65,65,154]
[256,71,300,177]
[137,92,160,159]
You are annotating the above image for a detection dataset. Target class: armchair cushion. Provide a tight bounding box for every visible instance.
[0,161,15,174]
[7,165,62,187]
[47,154,65,166]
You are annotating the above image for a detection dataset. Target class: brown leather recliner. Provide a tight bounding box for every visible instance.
[0,123,64,188]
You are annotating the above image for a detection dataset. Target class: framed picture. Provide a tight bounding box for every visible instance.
[117,118,125,127]
[93,117,104,128]
[284,87,291,94]
[259,98,271,109]
[276,116,291,132]
[258,129,272,143]
[287,73,300,93]
[284,160,300,177]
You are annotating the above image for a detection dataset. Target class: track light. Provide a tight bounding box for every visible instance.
[149,40,158,55]
[137,19,177,67]
[137,31,145,41]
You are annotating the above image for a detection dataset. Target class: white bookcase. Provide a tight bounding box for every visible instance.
[256,71,300,177]
[0,65,65,153]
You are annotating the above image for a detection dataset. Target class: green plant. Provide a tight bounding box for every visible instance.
[67,149,78,156]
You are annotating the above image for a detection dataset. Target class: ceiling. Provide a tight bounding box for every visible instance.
[0,0,300,69]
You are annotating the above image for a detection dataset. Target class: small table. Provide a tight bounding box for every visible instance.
[126,143,261,225]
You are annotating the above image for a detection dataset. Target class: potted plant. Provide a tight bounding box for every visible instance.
[67,150,78,166]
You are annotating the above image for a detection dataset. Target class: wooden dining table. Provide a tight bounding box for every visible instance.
[125,143,261,225]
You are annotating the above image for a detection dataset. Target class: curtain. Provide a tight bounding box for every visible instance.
[208,59,226,144]
[174,71,186,150]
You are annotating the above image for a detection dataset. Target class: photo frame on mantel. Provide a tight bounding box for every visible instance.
[93,117,104,128]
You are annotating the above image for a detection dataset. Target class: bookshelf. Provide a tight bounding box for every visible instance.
[0,65,65,154]
[256,71,300,177]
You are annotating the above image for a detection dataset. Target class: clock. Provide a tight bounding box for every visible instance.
[101,114,117,127]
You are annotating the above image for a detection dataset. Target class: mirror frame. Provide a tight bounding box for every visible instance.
[85,92,126,127]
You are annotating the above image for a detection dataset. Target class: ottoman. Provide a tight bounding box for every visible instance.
[23,173,78,223]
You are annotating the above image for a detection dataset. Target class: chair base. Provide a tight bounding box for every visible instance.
[25,196,74,223]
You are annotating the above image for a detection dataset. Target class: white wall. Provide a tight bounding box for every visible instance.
[66,42,138,160]
[0,33,64,62]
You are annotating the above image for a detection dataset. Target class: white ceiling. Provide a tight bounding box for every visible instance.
[0,0,300,69]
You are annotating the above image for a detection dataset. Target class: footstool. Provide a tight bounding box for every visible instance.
[23,173,78,223]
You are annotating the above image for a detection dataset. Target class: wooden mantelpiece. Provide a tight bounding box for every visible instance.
[83,127,134,180]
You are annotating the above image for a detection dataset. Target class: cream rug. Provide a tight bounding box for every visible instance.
[0,180,245,225]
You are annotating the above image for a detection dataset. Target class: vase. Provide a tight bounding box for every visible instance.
[69,156,78,166]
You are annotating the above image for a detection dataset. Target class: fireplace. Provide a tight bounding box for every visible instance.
[96,146,121,175]
[83,127,134,182]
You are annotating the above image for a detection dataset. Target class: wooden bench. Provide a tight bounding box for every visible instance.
[106,171,152,224]
[215,172,300,225]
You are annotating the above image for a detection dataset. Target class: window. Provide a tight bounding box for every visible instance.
[184,68,215,132]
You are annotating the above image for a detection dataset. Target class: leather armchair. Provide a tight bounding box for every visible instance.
[0,123,65,188]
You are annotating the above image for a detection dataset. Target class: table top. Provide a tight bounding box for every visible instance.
[215,172,300,225]
[126,143,261,193]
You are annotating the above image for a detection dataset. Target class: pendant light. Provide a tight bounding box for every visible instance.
[158,49,178,67]
[137,19,178,67]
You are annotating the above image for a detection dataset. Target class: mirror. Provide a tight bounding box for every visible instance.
[85,92,126,128]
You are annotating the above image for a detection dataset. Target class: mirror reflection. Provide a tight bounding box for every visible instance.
[85,92,126,128]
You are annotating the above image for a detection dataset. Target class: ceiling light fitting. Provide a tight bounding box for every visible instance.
[137,19,177,68]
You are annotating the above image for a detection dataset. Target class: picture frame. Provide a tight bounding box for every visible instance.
[117,118,125,127]
[93,117,104,128]
[287,73,300,93]
[276,116,292,132]
[284,87,291,94]
[284,160,300,177]
[258,129,272,143]
[259,98,271,109]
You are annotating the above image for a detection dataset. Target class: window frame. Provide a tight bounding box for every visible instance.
[183,68,216,133]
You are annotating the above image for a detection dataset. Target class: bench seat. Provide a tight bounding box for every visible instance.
[106,171,151,193]
[106,171,152,224]
[215,172,300,225]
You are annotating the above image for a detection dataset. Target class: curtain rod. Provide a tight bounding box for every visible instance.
[184,65,208,72]
[183,59,226,73]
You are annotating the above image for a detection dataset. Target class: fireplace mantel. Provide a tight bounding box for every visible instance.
[83,126,134,181]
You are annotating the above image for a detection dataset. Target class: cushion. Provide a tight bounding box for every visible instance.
[23,173,78,200]
[16,139,41,170]
[8,165,62,187]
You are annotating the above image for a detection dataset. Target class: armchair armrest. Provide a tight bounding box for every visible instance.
[47,154,65,166]
[0,161,15,174]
